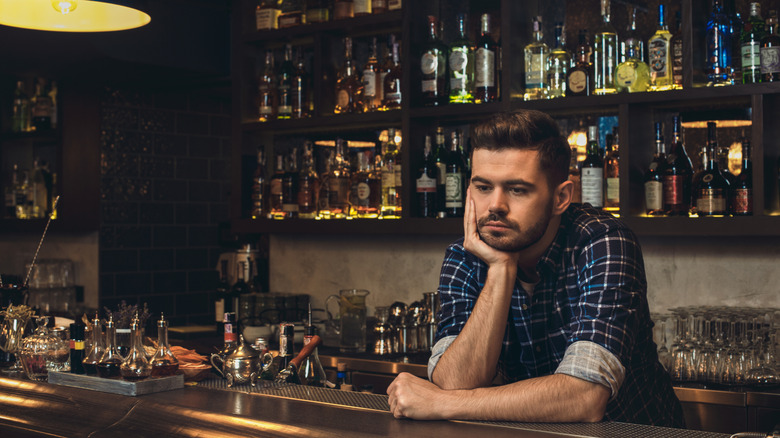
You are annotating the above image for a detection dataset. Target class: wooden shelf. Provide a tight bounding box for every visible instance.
[242,10,403,44]
[621,215,780,237]
[231,217,463,235]
[241,110,402,134]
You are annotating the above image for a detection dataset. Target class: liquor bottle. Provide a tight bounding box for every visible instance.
[354,0,370,16]
[281,148,300,219]
[718,143,737,188]
[760,10,780,82]
[434,127,448,215]
[568,147,582,204]
[298,142,319,219]
[604,130,620,212]
[335,37,364,114]
[150,314,179,377]
[11,81,29,133]
[645,122,667,216]
[362,38,380,112]
[393,128,405,216]
[377,37,393,107]
[671,11,684,89]
[351,148,381,218]
[232,261,250,317]
[524,16,548,101]
[741,3,765,84]
[269,154,285,219]
[256,0,281,30]
[594,0,619,95]
[214,259,231,330]
[726,0,742,84]
[96,316,123,378]
[251,149,267,220]
[334,0,353,20]
[278,0,305,28]
[474,13,498,103]
[732,138,753,216]
[217,312,238,359]
[3,164,18,218]
[277,45,294,119]
[649,4,673,91]
[382,37,402,110]
[380,129,400,217]
[31,159,50,219]
[445,131,465,217]
[387,0,400,11]
[278,323,295,371]
[306,0,329,23]
[69,322,86,375]
[548,22,571,99]
[328,139,352,218]
[292,49,310,119]
[449,14,475,104]
[31,79,52,131]
[416,135,438,218]
[581,126,604,208]
[371,0,387,14]
[620,6,645,64]
[706,0,733,86]
[615,36,651,93]
[694,122,730,216]
[258,51,277,122]
[421,16,448,106]
[317,151,334,219]
[567,30,593,96]
[663,115,693,215]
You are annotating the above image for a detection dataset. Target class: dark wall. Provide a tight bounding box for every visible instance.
[98,85,231,326]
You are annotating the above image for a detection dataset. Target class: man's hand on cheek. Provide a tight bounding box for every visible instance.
[463,187,519,268]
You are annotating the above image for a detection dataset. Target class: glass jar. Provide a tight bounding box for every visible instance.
[19,316,69,381]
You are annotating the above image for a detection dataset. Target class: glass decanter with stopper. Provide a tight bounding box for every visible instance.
[19,316,69,381]
[97,315,123,378]
[150,313,178,377]
[82,313,103,375]
[120,313,151,381]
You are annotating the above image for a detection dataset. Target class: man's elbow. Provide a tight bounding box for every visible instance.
[579,385,610,423]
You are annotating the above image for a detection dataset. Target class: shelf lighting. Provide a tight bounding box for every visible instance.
[0,0,150,32]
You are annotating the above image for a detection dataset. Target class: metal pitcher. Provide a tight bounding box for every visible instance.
[210,334,272,387]
[325,289,369,353]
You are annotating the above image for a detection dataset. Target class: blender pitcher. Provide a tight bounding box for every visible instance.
[326,289,369,353]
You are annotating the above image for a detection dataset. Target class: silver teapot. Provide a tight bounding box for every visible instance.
[210,335,272,387]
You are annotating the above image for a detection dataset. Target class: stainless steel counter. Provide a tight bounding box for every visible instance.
[0,375,733,438]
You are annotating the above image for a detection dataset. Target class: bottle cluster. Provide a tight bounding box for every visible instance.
[569,124,621,212]
[10,78,57,133]
[643,116,753,217]
[419,13,500,106]
[251,128,403,220]
[416,127,470,218]
[333,35,402,114]
[256,44,312,121]
[256,0,401,31]
[3,160,57,220]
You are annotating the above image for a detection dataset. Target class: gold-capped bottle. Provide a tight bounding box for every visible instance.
[334,37,364,114]
[258,51,277,122]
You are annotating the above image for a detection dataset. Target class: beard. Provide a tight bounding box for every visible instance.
[476,200,553,252]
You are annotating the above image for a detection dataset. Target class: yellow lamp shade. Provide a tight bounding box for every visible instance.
[0,0,150,32]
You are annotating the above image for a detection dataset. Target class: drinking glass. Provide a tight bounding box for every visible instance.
[1,314,31,374]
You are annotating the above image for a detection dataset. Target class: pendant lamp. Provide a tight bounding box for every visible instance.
[0,0,150,32]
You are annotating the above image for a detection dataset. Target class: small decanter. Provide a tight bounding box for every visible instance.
[96,315,123,378]
[82,313,104,375]
[150,313,178,377]
[19,316,68,381]
[120,313,152,381]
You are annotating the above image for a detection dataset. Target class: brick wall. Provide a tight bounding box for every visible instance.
[98,85,231,326]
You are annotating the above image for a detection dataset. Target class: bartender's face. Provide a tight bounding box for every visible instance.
[469,148,555,252]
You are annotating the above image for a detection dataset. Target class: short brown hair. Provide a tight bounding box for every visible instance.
[471,110,571,188]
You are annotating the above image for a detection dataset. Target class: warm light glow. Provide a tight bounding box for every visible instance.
[52,0,78,14]
[567,130,588,162]
[313,140,379,148]
[0,0,150,32]
[728,141,742,175]
[681,120,752,129]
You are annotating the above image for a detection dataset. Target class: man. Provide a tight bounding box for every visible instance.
[387,110,684,427]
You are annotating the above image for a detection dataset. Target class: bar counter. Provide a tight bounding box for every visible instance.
[0,374,735,438]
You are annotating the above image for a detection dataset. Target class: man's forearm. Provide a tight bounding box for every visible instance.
[432,263,516,390]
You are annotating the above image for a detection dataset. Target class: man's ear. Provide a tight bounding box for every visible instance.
[553,180,573,215]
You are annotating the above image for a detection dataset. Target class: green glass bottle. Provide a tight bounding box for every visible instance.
[449,14,475,104]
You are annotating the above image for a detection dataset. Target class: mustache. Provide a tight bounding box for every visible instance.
[477,212,516,229]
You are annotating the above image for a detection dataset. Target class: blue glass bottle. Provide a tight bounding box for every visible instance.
[706,0,733,85]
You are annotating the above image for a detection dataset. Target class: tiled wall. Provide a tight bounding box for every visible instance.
[98,86,231,326]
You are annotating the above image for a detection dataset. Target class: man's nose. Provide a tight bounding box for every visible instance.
[487,189,509,215]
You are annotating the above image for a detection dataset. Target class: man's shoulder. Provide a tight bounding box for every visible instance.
[563,204,637,245]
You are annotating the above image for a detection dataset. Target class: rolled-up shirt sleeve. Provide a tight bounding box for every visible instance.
[555,340,626,399]
[427,335,457,380]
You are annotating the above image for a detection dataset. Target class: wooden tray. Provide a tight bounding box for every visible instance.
[47,371,184,396]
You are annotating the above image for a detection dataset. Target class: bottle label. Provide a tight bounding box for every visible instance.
[357,182,371,201]
[394,164,402,187]
[451,76,467,91]
[648,38,669,77]
[696,189,726,214]
[445,172,463,207]
[449,50,468,72]
[422,79,436,93]
[334,2,353,19]
[672,40,683,84]
[606,177,619,202]
[760,46,780,74]
[416,174,436,192]
[581,168,603,207]
[378,71,388,102]
[742,42,760,69]
[475,48,495,87]
[328,178,351,206]
[363,70,376,97]
[381,164,395,189]
[354,0,371,14]
[525,54,544,88]
[645,180,663,211]
[224,323,237,343]
[568,70,587,93]
[270,179,282,196]
[733,188,752,214]
[278,105,292,116]
[663,174,684,206]
[259,101,274,116]
[215,298,225,322]
[256,8,280,30]
[615,63,638,87]
[337,89,351,110]
[421,53,438,75]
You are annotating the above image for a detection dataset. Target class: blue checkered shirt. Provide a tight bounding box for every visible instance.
[434,204,684,427]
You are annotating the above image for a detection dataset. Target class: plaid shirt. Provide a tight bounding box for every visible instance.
[435,204,684,427]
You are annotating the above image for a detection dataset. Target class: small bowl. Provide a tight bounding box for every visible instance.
[179,363,212,382]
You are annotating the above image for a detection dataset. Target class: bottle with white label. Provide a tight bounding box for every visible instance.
[449,14,474,104]
[475,13,498,103]
[416,135,438,218]
[580,126,604,208]
[421,15,448,106]
[445,131,465,217]
[645,122,666,215]
[523,16,548,101]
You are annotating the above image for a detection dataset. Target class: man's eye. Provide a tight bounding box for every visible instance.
[509,187,527,195]
[474,185,491,192]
